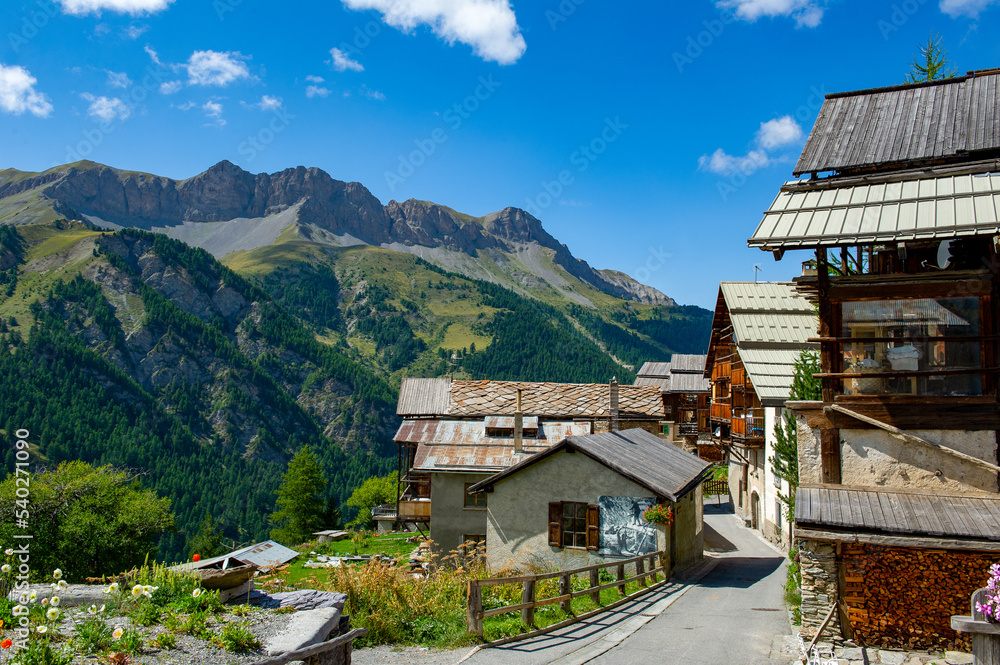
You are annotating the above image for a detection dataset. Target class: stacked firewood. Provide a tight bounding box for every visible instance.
[841,543,1000,651]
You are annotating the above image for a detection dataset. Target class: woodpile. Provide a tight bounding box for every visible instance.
[841,543,1000,651]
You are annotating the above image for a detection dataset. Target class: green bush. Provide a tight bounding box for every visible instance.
[217,621,262,652]
[130,601,162,626]
[114,627,144,654]
[73,617,113,654]
[11,639,74,665]
[152,631,177,649]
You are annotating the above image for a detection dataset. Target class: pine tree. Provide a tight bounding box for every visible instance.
[188,513,228,559]
[905,34,956,84]
[269,445,327,545]
[771,350,821,516]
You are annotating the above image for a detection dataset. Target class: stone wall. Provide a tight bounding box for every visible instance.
[798,538,844,644]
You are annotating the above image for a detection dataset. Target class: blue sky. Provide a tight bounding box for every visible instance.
[1,0,999,308]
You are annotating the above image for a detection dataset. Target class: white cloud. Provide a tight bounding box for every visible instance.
[306,85,332,98]
[144,45,164,67]
[330,47,364,72]
[341,0,526,64]
[246,94,282,111]
[717,0,825,27]
[698,148,771,176]
[81,93,130,121]
[306,75,325,83]
[361,85,385,101]
[940,0,1000,16]
[106,70,131,89]
[160,80,182,94]
[175,101,197,111]
[186,50,250,87]
[756,115,804,150]
[121,24,149,39]
[56,0,174,15]
[0,65,54,117]
[202,100,225,126]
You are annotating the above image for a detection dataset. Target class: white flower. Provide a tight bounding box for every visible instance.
[1,565,10,574]
[99,604,106,614]
[52,569,62,580]
[131,585,143,598]
[88,605,97,615]
[28,591,36,602]
[46,608,59,621]
[4,549,12,556]
[49,583,57,590]
[57,580,67,590]
[36,625,47,634]
[41,598,49,606]
[112,627,123,639]
[50,596,60,607]
[192,588,202,598]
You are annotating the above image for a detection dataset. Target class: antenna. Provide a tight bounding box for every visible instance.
[753,264,763,283]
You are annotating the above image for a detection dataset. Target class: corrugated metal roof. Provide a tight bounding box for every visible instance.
[796,485,1000,542]
[402,420,592,473]
[469,428,712,502]
[397,378,451,416]
[749,172,1000,249]
[668,354,707,373]
[794,73,1000,176]
[637,362,671,378]
[173,540,299,572]
[720,282,814,314]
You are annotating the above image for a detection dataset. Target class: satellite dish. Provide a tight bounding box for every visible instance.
[937,239,953,269]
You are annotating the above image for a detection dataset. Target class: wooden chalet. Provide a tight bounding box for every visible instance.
[634,356,711,456]
[391,377,666,556]
[749,71,1000,650]
[703,282,817,549]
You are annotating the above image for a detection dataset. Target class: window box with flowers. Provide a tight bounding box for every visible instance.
[641,504,673,527]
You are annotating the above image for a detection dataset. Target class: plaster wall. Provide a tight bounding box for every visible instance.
[763,407,791,550]
[796,415,822,485]
[484,449,701,573]
[429,472,491,556]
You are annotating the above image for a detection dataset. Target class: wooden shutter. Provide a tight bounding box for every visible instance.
[586,504,600,550]
[548,502,562,547]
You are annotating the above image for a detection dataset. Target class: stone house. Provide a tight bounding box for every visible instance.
[468,428,712,573]
[390,377,666,557]
[748,71,1000,649]
[703,281,818,551]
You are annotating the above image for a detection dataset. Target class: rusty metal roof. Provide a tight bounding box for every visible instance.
[398,419,592,473]
[484,415,539,429]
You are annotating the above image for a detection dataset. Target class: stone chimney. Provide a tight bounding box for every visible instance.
[610,377,619,432]
[514,388,523,454]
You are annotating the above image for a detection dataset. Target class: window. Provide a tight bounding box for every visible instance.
[774,499,782,532]
[548,501,599,550]
[464,484,487,509]
[839,297,984,396]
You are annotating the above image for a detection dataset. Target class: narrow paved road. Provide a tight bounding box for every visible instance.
[458,502,792,665]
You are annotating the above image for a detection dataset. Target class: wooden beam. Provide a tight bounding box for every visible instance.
[827,404,1000,474]
[795,527,1000,553]
[820,428,841,484]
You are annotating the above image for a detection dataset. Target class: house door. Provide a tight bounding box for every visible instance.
[750,492,760,530]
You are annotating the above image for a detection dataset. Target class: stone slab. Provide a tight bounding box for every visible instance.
[944,651,973,665]
[264,607,341,656]
[879,650,907,665]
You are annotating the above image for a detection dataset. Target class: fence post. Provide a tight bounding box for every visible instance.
[589,568,600,606]
[467,580,483,637]
[521,580,535,627]
[559,573,572,614]
[617,563,626,596]
[636,557,646,588]
[649,554,658,583]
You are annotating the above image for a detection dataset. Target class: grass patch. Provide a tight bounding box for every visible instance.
[785,548,801,625]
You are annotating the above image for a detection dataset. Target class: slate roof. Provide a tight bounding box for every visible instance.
[469,428,712,502]
[796,484,1000,543]
[396,378,664,420]
[749,172,1000,249]
[794,71,1000,176]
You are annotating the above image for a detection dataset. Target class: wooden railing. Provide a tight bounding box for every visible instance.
[397,499,431,520]
[731,414,765,440]
[678,422,699,436]
[466,551,666,638]
[710,403,731,420]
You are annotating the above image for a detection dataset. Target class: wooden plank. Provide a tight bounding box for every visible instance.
[827,404,1000,474]
[248,629,367,665]
[795,527,1000,552]
[857,489,878,530]
[789,399,1000,431]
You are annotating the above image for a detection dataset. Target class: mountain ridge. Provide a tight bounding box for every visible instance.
[0,160,674,307]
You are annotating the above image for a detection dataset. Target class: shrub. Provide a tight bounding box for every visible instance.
[114,628,144,655]
[180,610,212,639]
[74,617,113,654]
[10,639,74,665]
[151,631,177,650]
[217,621,262,652]
[229,604,253,617]
[129,602,161,627]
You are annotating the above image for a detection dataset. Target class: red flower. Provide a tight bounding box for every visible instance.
[192,554,201,562]
[2,638,13,649]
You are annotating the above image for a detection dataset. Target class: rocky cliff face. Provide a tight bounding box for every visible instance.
[1,160,674,305]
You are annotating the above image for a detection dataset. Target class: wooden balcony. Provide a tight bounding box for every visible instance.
[397,499,431,522]
[710,403,732,420]
[731,367,747,387]
[678,422,700,436]
[731,413,765,445]
[712,361,732,382]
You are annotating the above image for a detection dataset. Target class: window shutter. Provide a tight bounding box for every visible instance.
[586,504,600,551]
[548,502,562,547]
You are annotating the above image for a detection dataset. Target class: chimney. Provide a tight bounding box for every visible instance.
[610,377,619,432]
[514,388,523,454]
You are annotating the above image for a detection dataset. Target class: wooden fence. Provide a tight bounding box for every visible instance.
[248,628,367,665]
[466,551,666,638]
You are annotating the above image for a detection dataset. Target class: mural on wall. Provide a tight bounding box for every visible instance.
[598,496,657,558]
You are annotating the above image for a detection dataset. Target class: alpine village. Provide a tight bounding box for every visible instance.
[2,16,1000,665]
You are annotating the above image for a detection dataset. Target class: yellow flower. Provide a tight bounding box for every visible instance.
[46,608,59,621]
[52,569,62,580]
[112,627,123,640]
